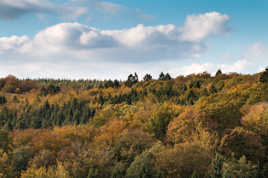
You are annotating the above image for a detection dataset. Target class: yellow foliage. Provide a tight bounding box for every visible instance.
[167,106,217,148]
[53,125,97,144]
[94,119,128,147]
[155,142,213,178]
[241,102,268,136]
[21,162,70,178]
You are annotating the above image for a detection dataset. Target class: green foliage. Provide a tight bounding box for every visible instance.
[40,84,61,96]
[260,67,268,83]
[0,71,267,177]
[147,104,176,141]
[0,99,95,130]
[189,80,202,89]
[216,69,222,77]
[0,129,9,153]
[9,146,34,177]
[220,127,265,163]
[195,93,245,134]
[126,73,139,87]
[104,79,120,88]
[126,144,163,178]
[0,96,7,105]
[155,142,213,178]
[186,89,199,105]
[209,84,218,94]
[143,74,153,81]
[113,130,155,165]
[159,72,172,81]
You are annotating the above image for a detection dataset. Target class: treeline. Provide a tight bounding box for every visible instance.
[0,68,268,177]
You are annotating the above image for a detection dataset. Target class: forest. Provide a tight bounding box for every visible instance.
[1,68,268,177]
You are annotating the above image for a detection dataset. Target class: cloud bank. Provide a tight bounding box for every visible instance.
[1,12,230,60]
[0,11,253,79]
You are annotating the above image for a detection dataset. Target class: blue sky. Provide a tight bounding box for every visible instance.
[0,0,267,79]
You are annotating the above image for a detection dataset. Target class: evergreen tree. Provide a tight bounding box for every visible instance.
[186,89,198,105]
[260,67,268,83]
[12,96,18,103]
[210,84,218,94]
[159,72,165,80]
[216,69,223,77]
[0,129,9,153]
[0,96,7,105]
[143,74,153,81]
[126,73,139,87]
[159,72,171,81]
[114,80,120,88]
[164,73,172,80]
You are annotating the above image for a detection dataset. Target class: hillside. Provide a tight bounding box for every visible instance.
[1,69,268,177]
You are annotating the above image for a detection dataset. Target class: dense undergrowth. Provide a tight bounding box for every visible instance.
[1,69,268,177]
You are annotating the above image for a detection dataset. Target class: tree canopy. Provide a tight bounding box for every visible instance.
[0,69,268,177]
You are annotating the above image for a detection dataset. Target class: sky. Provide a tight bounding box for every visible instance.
[0,0,267,79]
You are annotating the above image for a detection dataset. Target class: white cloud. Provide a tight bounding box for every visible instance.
[16,11,230,60]
[104,24,178,47]
[180,12,230,42]
[20,23,120,55]
[0,11,234,79]
[218,42,268,74]
[0,35,29,53]
[168,60,251,77]
[220,60,251,73]
[240,42,268,72]
[169,63,215,76]
[16,22,208,61]
[167,42,268,77]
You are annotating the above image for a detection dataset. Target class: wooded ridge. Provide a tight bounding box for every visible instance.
[1,68,268,177]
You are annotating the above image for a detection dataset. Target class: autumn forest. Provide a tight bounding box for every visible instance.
[1,68,268,178]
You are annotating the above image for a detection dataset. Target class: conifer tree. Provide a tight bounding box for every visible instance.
[143,74,153,81]
[216,69,223,77]
[260,67,268,83]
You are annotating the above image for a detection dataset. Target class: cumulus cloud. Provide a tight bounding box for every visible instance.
[0,11,233,78]
[180,12,230,42]
[15,11,230,61]
[0,36,29,53]
[13,22,208,62]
